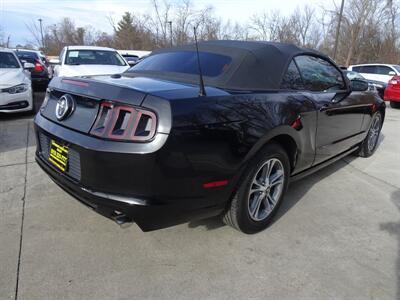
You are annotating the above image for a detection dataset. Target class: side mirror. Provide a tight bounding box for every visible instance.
[49,58,61,65]
[389,71,396,76]
[127,59,137,67]
[23,62,35,70]
[350,79,369,92]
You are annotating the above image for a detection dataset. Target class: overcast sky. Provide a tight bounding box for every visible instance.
[0,0,334,47]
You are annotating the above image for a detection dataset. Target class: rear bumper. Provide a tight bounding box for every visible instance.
[34,113,230,231]
[35,154,223,231]
[31,74,49,85]
[384,87,400,102]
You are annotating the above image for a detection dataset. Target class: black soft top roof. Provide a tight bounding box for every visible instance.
[127,40,328,91]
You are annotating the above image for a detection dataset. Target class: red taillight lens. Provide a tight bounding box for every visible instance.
[90,102,157,142]
[34,60,44,72]
[389,76,400,86]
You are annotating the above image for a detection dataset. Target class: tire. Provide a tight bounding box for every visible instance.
[223,142,290,234]
[358,112,383,158]
[390,101,400,108]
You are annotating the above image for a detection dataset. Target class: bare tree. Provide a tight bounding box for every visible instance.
[150,0,172,47]
[13,0,400,65]
[293,6,315,46]
[25,20,43,48]
[249,10,282,41]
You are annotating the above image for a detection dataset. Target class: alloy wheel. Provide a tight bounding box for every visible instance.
[367,114,381,152]
[248,158,285,222]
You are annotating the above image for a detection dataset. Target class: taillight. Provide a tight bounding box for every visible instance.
[90,101,157,142]
[34,60,44,72]
[389,75,400,85]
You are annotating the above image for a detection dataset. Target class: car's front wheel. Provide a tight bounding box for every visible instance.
[223,142,290,234]
[358,112,383,157]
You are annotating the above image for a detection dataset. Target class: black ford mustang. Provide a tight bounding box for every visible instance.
[34,41,385,233]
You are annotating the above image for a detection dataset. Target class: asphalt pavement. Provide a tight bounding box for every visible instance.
[1,93,399,299]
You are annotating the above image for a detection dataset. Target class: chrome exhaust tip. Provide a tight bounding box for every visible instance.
[113,211,134,228]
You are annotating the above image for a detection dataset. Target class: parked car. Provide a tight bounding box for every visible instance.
[14,49,49,66]
[0,49,34,113]
[343,70,385,98]
[34,41,385,233]
[347,63,400,84]
[117,50,152,67]
[14,49,50,90]
[52,46,130,77]
[384,75,400,108]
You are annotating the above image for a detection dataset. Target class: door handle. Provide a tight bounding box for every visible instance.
[319,103,333,112]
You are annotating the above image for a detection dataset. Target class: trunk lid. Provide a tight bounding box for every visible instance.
[41,75,229,134]
[41,77,147,134]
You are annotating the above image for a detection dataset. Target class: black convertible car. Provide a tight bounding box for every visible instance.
[34,41,385,233]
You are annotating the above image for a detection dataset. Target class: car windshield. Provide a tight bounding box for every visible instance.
[15,51,38,64]
[0,52,20,68]
[65,50,126,66]
[345,71,365,80]
[128,51,232,77]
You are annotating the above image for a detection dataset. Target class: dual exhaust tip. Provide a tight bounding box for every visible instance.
[112,210,134,228]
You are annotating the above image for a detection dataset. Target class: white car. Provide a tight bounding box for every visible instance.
[117,50,151,66]
[0,49,34,113]
[51,46,130,77]
[347,63,400,83]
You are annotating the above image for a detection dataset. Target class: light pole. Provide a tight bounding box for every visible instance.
[333,0,345,61]
[38,18,44,49]
[167,21,172,47]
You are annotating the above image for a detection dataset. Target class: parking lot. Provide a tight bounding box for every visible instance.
[0,92,399,299]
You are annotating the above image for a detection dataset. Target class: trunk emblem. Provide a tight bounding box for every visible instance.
[56,94,75,121]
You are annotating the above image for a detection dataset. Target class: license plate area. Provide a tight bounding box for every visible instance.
[49,140,69,172]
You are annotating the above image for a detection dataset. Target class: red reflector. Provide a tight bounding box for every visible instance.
[62,79,89,87]
[203,180,228,189]
[291,116,302,130]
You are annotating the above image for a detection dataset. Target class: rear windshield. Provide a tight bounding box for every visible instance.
[65,50,126,66]
[129,51,232,77]
[392,65,400,73]
[0,52,20,68]
[15,51,38,64]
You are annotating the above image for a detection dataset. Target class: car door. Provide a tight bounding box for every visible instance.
[294,55,365,165]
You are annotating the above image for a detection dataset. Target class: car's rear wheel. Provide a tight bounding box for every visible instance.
[358,112,383,157]
[390,101,400,108]
[223,142,290,234]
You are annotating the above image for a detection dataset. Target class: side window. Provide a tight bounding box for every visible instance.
[376,66,394,75]
[362,66,377,74]
[294,55,345,92]
[352,66,362,72]
[280,60,304,90]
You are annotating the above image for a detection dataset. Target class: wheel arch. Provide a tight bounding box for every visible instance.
[244,126,301,173]
[270,134,298,172]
